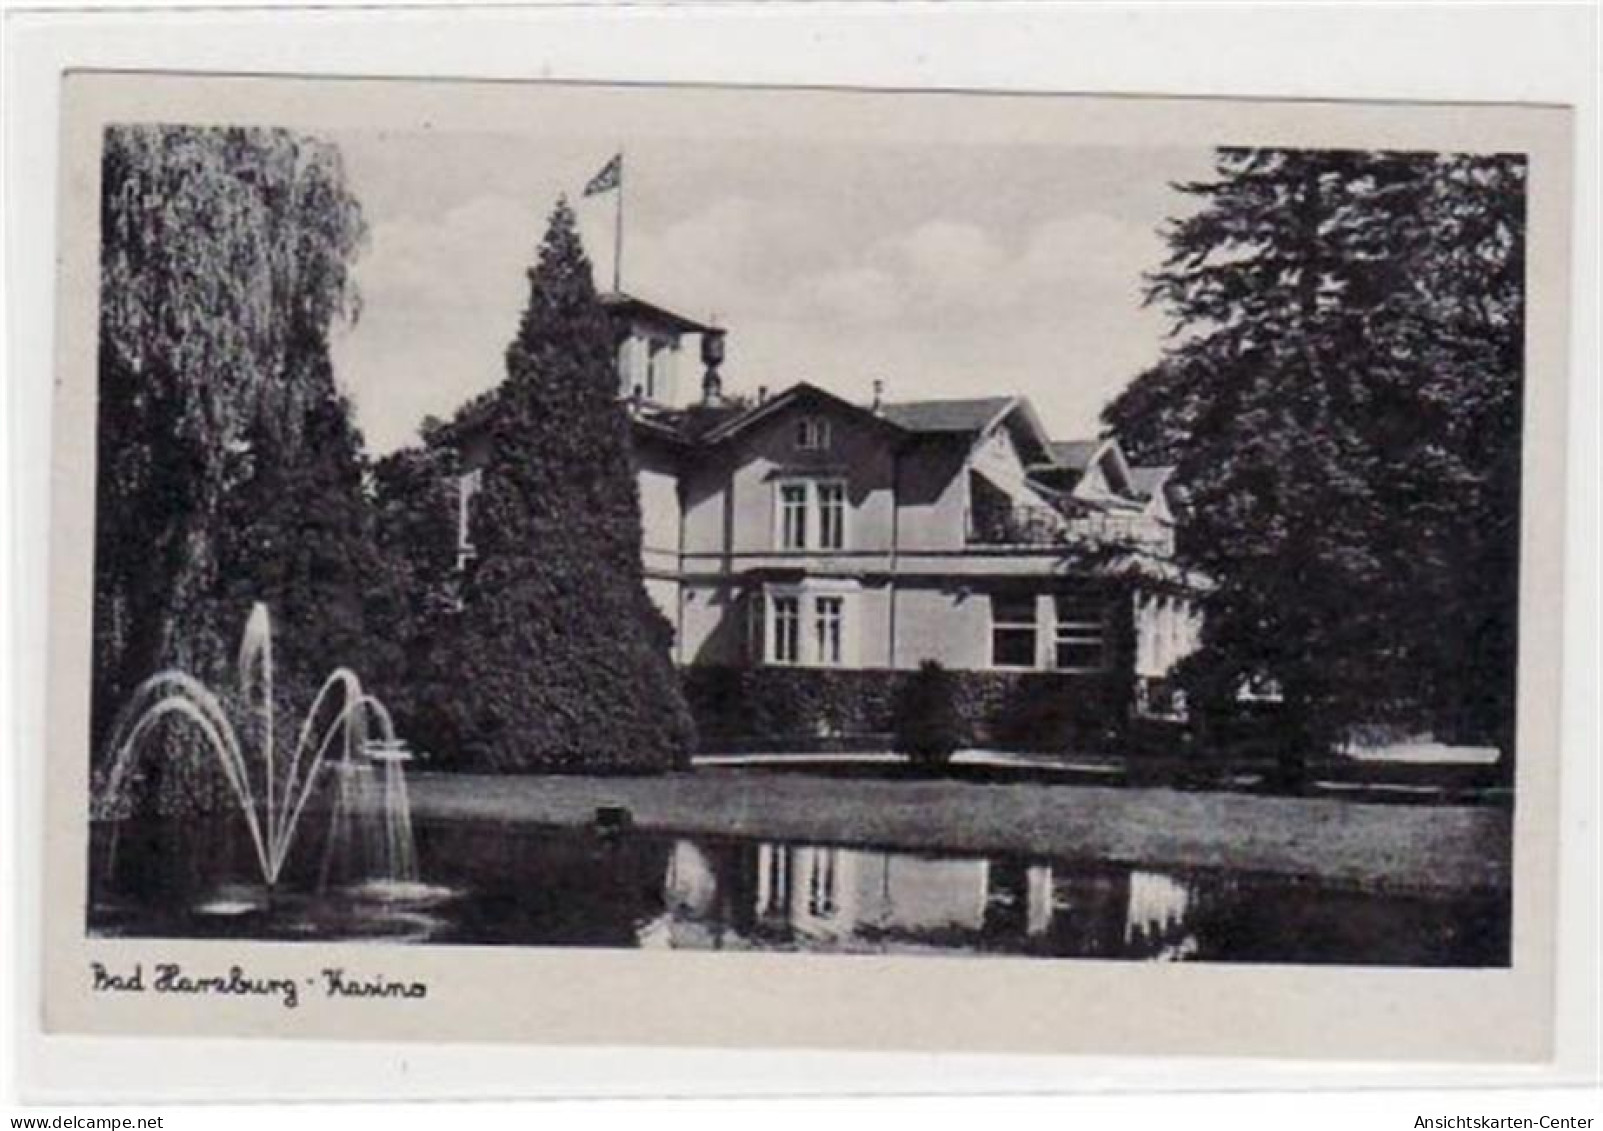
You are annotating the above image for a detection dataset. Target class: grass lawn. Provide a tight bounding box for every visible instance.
[404,768,1510,894]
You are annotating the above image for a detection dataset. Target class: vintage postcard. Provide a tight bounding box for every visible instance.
[41,71,1573,1060]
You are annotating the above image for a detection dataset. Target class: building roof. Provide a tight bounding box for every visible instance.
[598,291,714,335]
[642,401,752,442]
[1128,465,1176,500]
[1046,439,1100,470]
[878,397,1018,435]
[699,382,904,446]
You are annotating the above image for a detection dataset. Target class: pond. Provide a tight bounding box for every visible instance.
[87,816,1509,966]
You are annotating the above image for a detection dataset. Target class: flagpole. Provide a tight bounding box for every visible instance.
[613,150,624,293]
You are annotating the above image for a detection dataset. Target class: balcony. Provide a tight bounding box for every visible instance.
[966,504,1174,555]
[966,504,1065,546]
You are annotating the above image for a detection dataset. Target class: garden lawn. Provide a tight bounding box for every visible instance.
[402,770,1510,894]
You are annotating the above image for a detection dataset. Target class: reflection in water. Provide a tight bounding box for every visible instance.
[1124,869,1193,953]
[634,841,1502,966]
[748,844,991,947]
[638,840,721,949]
[88,818,1511,966]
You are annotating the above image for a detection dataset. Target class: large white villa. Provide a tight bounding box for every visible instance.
[450,290,1206,734]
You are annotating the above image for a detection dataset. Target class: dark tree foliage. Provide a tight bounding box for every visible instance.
[212,379,406,710]
[1104,148,1525,760]
[93,124,370,751]
[367,441,469,753]
[891,660,969,771]
[426,199,695,771]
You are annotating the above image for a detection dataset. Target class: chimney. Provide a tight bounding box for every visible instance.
[757,385,769,404]
[871,378,885,415]
[700,327,727,407]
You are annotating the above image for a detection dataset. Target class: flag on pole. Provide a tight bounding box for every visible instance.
[584,153,622,196]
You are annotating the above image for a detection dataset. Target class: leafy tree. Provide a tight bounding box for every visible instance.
[212,379,405,708]
[429,198,694,771]
[94,125,368,750]
[1106,148,1525,762]
[367,439,470,756]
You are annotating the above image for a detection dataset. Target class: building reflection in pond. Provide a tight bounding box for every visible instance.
[641,839,1206,957]
[755,843,991,945]
[97,817,1512,965]
[1124,869,1193,950]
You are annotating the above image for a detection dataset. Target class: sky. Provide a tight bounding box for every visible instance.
[328,128,1215,455]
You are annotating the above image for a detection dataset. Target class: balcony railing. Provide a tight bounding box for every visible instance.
[967,505,1174,555]
[966,505,1065,546]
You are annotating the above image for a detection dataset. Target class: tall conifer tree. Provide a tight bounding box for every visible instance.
[441,198,694,770]
[1105,148,1525,759]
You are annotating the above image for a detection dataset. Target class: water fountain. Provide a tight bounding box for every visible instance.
[93,602,423,914]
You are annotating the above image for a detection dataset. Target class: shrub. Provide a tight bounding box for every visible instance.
[892,660,969,770]
[681,665,1128,755]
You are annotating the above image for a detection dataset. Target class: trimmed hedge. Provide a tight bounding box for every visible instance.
[682,665,1133,755]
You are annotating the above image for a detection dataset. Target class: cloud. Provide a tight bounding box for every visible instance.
[792,265,905,325]
[623,194,837,318]
[358,193,537,316]
[331,160,1188,454]
[773,211,1158,331]
[332,193,540,451]
[893,220,1011,311]
[1019,212,1164,302]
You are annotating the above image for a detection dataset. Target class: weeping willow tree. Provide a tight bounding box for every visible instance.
[93,125,370,751]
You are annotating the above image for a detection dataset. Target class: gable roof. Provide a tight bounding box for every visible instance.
[637,400,751,442]
[1128,465,1176,500]
[879,397,1017,435]
[698,381,903,446]
[1032,436,1142,501]
[881,395,1054,466]
[599,290,714,335]
[1046,439,1100,471]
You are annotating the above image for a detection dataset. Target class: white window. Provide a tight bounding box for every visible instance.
[816,482,846,550]
[814,596,844,666]
[774,479,848,551]
[796,416,832,451]
[1054,591,1107,671]
[759,587,856,667]
[991,594,1038,669]
[771,595,801,665]
[778,483,809,550]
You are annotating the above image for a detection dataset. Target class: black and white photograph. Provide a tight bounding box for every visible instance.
[30,67,1578,1064]
[82,90,1529,968]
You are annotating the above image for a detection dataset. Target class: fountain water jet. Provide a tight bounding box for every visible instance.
[95,602,418,892]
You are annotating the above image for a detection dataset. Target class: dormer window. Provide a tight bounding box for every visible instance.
[796,416,832,451]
